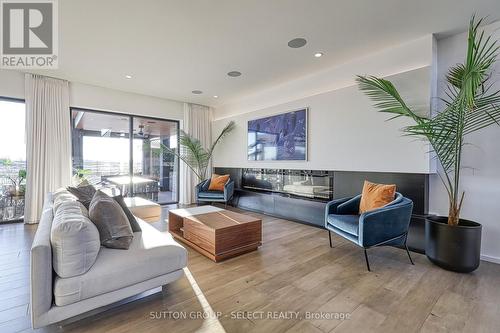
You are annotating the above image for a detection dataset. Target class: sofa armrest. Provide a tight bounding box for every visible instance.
[224,180,235,201]
[358,198,413,247]
[30,195,54,329]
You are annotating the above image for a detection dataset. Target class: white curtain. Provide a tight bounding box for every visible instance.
[179,103,212,204]
[24,74,72,224]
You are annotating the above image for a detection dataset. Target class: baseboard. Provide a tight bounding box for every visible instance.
[481,254,500,264]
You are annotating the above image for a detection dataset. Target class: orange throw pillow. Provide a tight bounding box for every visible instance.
[359,181,396,214]
[208,174,230,191]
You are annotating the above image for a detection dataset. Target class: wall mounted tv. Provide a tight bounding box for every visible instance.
[247,108,307,161]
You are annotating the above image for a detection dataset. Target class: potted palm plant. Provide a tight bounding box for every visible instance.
[356,17,500,272]
[157,121,235,182]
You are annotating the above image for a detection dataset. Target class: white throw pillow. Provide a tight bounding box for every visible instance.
[51,201,100,278]
[52,188,78,214]
[57,200,89,218]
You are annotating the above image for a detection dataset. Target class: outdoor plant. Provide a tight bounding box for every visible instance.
[356,16,500,225]
[75,168,92,179]
[0,159,27,196]
[158,121,235,182]
[71,168,92,186]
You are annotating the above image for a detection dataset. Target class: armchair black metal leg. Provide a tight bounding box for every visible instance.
[405,243,415,265]
[328,230,332,248]
[364,249,371,271]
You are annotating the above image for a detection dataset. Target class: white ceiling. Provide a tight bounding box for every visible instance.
[34,0,500,107]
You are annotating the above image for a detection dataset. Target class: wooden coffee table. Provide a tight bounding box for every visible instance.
[168,206,262,262]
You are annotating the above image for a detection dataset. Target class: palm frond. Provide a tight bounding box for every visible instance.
[463,92,500,134]
[159,143,204,180]
[356,75,427,124]
[208,121,236,157]
[448,16,499,108]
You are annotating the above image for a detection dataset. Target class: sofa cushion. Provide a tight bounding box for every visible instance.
[327,214,360,236]
[53,219,187,306]
[89,190,133,249]
[51,201,100,278]
[198,191,224,199]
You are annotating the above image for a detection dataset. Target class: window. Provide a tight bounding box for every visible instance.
[0,98,26,222]
[71,109,179,204]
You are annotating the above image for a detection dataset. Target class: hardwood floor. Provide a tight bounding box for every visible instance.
[1,206,500,333]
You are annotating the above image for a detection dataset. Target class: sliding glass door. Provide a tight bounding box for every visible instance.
[72,111,131,187]
[133,117,178,203]
[71,109,179,204]
[0,99,26,222]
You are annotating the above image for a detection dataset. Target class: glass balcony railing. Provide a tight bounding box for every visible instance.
[0,160,26,222]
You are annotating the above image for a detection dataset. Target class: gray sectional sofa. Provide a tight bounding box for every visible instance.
[30,191,188,328]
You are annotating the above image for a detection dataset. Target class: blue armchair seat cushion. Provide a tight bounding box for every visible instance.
[197,191,225,199]
[326,214,360,236]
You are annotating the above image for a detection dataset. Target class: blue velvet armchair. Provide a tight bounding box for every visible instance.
[195,178,234,206]
[325,192,414,271]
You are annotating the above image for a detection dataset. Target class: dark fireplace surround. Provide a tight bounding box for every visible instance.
[214,167,429,253]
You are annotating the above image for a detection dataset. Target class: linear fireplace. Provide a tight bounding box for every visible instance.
[242,168,333,201]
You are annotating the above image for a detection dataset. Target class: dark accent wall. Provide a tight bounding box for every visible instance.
[333,171,428,215]
[215,167,429,252]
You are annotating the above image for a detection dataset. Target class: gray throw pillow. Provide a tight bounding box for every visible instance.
[89,190,133,249]
[113,195,141,232]
[67,184,97,209]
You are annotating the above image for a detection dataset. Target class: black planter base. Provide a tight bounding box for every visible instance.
[425,216,482,273]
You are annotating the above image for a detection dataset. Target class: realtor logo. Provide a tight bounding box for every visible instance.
[1,0,58,68]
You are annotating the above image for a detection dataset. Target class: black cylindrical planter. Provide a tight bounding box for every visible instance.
[425,216,482,273]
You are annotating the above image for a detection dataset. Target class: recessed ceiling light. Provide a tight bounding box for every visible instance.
[125,75,132,79]
[227,71,241,77]
[227,71,242,77]
[192,90,203,94]
[314,52,324,58]
[288,38,307,48]
[213,95,218,98]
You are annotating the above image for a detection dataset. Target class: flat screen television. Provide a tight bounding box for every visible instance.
[247,108,307,161]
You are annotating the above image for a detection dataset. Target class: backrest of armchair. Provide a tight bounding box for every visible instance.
[385,192,404,207]
[201,179,211,191]
[30,193,54,327]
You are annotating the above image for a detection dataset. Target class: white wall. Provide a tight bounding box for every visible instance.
[0,69,183,120]
[212,36,435,174]
[0,69,25,100]
[70,82,183,120]
[430,22,500,263]
[215,35,435,119]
